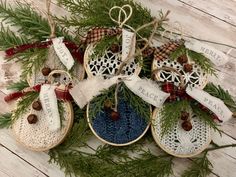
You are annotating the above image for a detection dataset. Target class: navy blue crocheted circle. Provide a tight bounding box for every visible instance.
[91,98,148,144]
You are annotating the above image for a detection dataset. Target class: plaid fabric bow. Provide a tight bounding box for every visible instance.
[82,27,122,45]
[4,84,72,102]
[142,40,184,60]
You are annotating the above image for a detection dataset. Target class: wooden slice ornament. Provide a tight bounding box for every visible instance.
[12,70,74,151]
[151,44,211,157]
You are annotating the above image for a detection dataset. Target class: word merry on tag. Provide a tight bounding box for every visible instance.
[186,87,232,123]
[185,40,228,66]
[52,37,75,70]
[122,29,136,62]
[40,84,61,131]
[124,75,170,108]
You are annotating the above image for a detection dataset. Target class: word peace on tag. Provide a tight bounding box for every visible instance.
[124,75,170,108]
[122,29,136,62]
[40,84,61,131]
[185,39,228,66]
[70,75,170,109]
[52,37,75,70]
[186,87,232,123]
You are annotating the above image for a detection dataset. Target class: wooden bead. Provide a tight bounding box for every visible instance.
[32,101,42,111]
[177,55,188,65]
[183,63,193,73]
[27,114,38,124]
[181,121,192,131]
[104,100,113,111]
[110,44,120,53]
[110,111,120,121]
[180,111,189,121]
[41,67,51,76]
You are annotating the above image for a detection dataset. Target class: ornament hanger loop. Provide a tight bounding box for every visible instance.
[109,4,133,28]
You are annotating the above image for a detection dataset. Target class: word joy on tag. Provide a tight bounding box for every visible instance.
[52,37,75,70]
[185,39,228,66]
[186,87,232,123]
[40,84,61,131]
[122,29,136,62]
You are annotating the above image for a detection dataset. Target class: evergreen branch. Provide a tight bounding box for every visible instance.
[13,48,48,80]
[93,35,120,58]
[122,84,150,122]
[0,25,28,50]
[0,113,12,128]
[7,80,29,91]
[204,83,236,111]
[191,104,222,135]
[0,1,73,41]
[57,0,155,38]
[11,92,39,122]
[89,85,116,120]
[160,100,190,137]
[169,44,186,60]
[205,143,236,152]
[187,49,216,76]
[182,152,213,177]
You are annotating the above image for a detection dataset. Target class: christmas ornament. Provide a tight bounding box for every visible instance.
[32,100,42,111]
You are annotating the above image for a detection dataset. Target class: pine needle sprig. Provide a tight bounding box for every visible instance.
[187,50,216,76]
[11,91,39,122]
[169,45,216,75]
[204,83,236,112]
[89,85,116,120]
[0,1,73,41]
[0,113,12,128]
[169,44,186,60]
[7,80,29,91]
[0,25,28,50]
[191,104,222,135]
[181,152,213,177]
[160,100,190,137]
[122,84,151,122]
[57,0,154,38]
[13,48,48,80]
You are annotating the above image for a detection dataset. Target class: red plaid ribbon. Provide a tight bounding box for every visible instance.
[5,40,83,64]
[82,27,122,44]
[4,84,72,102]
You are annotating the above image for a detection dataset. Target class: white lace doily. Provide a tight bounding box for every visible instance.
[151,108,211,157]
[84,44,141,78]
[28,46,85,86]
[152,59,208,88]
[12,101,73,151]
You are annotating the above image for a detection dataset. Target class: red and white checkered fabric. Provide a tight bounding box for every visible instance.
[82,27,122,44]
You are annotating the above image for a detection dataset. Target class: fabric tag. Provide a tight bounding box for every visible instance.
[185,39,228,66]
[124,75,170,108]
[122,29,136,62]
[40,84,61,131]
[52,37,75,70]
[186,87,232,123]
[69,76,122,109]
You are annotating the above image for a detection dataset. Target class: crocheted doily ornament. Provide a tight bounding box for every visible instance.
[152,59,208,89]
[84,43,141,78]
[28,46,85,86]
[12,101,73,151]
[84,44,149,146]
[151,47,211,157]
[151,109,211,157]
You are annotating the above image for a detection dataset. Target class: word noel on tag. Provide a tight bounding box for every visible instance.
[52,37,75,70]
